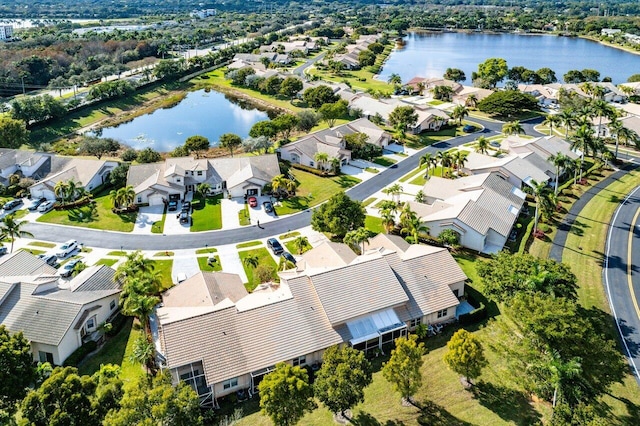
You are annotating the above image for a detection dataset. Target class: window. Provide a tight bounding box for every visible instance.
[409,318,421,328]
[437,309,448,318]
[176,178,181,182]
[292,356,306,367]
[110,300,116,311]
[223,377,238,390]
[39,351,54,364]
[309,161,314,167]
[86,316,96,331]
[137,196,142,203]
[197,171,203,176]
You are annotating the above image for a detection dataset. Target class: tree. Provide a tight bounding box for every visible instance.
[0,116,29,149]
[570,124,596,158]
[444,68,466,82]
[443,329,487,386]
[249,120,277,139]
[451,105,469,126]
[542,113,562,136]
[382,335,425,404]
[104,371,202,426]
[343,227,373,254]
[219,133,242,157]
[136,147,161,163]
[184,135,210,158]
[255,264,275,283]
[292,236,310,254]
[419,153,435,179]
[153,59,183,80]
[477,251,578,303]
[549,153,569,194]
[197,182,211,198]
[437,150,453,176]
[311,192,365,238]
[314,152,330,171]
[128,334,156,373]
[477,91,539,117]
[303,85,339,109]
[536,67,557,84]
[318,100,348,127]
[475,58,508,88]
[120,291,159,335]
[502,120,525,136]
[0,213,33,253]
[388,105,418,131]
[110,185,135,209]
[280,76,303,99]
[388,73,402,86]
[475,136,490,154]
[272,114,300,141]
[358,49,376,67]
[368,42,384,54]
[382,183,403,204]
[563,70,585,84]
[0,325,35,416]
[296,110,319,132]
[314,345,373,419]
[438,228,460,248]
[259,362,316,426]
[243,136,273,155]
[109,163,130,188]
[243,253,259,269]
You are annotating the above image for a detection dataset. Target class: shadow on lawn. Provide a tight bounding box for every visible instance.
[350,411,407,426]
[471,381,541,425]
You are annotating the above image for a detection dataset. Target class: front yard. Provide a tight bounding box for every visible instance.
[238,247,279,292]
[191,194,223,232]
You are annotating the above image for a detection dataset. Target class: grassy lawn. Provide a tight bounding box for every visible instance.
[284,239,311,255]
[78,318,145,388]
[362,198,376,207]
[400,164,427,183]
[195,247,218,254]
[95,258,118,267]
[238,248,278,292]
[20,248,45,256]
[365,167,379,173]
[403,124,474,150]
[107,250,127,256]
[197,255,222,272]
[154,251,174,257]
[37,191,136,232]
[191,194,222,232]
[237,241,262,249]
[410,166,451,186]
[372,156,397,167]
[28,241,56,248]
[365,215,384,234]
[279,231,300,240]
[150,259,173,290]
[275,170,361,215]
[238,204,250,226]
[150,208,166,234]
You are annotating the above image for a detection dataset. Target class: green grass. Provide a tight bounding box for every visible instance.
[107,251,127,256]
[150,259,173,290]
[284,239,311,255]
[274,170,361,215]
[95,258,118,267]
[372,156,397,167]
[365,167,379,173]
[365,215,384,234]
[197,255,222,272]
[279,231,300,240]
[150,208,166,234]
[195,247,218,254]
[28,241,56,248]
[238,248,278,292]
[78,318,145,388]
[428,99,445,105]
[238,204,250,226]
[400,164,427,183]
[362,198,376,207]
[410,166,451,185]
[237,241,262,249]
[12,209,28,219]
[37,191,136,232]
[20,248,45,256]
[191,195,222,232]
[153,251,174,257]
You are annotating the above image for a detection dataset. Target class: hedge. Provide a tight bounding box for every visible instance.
[105,313,128,338]
[458,302,487,325]
[63,340,98,367]
[290,163,336,177]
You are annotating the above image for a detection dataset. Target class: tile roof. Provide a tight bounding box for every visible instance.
[162,272,247,308]
[0,251,58,277]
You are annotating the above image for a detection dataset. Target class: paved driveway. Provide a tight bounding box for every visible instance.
[171,250,200,284]
[164,202,191,235]
[133,205,164,234]
[248,195,278,225]
[217,244,248,282]
[221,198,243,228]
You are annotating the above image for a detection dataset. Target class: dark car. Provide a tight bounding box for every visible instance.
[182,201,191,212]
[281,252,296,265]
[168,200,178,211]
[263,201,274,213]
[179,211,190,224]
[26,198,46,211]
[2,199,23,212]
[38,254,59,267]
[462,124,476,133]
[0,246,7,256]
[248,196,258,207]
[267,238,284,255]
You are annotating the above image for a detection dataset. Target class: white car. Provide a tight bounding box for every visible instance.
[37,200,56,213]
[56,240,78,258]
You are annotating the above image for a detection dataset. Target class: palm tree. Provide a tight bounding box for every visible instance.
[314,152,329,171]
[590,99,616,142]
[114,251,156,283]
[121,292,159,334]
[465,94,478,108]
[437,150,453,177]
[399,203,417,229]
[558,109,576,138]
[110,188,123,209]
[380,208,396,234]
[542,114,561,136]
[330,157,341,174]
[570,124,595,158]
[54,180,69,203]
[383,183,403,203]
[344,227,371,254]
[388,73,402,86]
[548,153,569,194]
[419,153,434,179]
[284,178,298,196]
[0,214,33,253]
[129,335,157,374]
[271,174,288,197]
[612,124,639,156]
[452,150,467,171]
[242,254,259,269]
[502,120,525,136]
[531,179,553,233]
[451,105,469,126]
[401,215,429,244]
[293,236,310,255]
[545,351,582,408]
[197,182,211,198]
[475,137,490,155]
[65,180,79,202]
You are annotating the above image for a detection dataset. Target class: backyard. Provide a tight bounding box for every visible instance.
[191,194,223,232]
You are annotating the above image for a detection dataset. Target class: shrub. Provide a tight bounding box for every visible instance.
[458,302,487,325]
[62,340,98,366]
[121,148,138,162]
[290,163,334,176]
[105,313,127,337]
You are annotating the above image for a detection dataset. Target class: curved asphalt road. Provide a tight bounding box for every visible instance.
[23,116,540,250]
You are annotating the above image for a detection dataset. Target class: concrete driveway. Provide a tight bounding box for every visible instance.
[248,195,277,225]
[164,202,191,235]
[221,197,243,228]
[171,250,200,284]
[217,244,248,282]
[133,205,164,234]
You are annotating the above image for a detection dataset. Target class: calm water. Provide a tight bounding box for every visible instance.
[378,32,640,85]
[97,90,269,152]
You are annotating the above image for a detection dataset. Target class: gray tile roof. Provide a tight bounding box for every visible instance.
[0,251,58,277]
[163,272,248,308]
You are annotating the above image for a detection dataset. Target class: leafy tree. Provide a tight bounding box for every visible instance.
[438,229,460,247]
[255,264,275,283]
[0,117,29,149]
[80,136,120,159]
[0,213,33,253]
[536,67,558,84]
[314,345,372,419]
[443,329,487,385]
[153,59,183,80]
[280,76,303,99]
[292,236,311,254]
[219,133,242,157]
[382,334,425,404]
[358,49,376,67]
[227,67,256,86]
[136,147,161,163]
[477,90,539,117]
[0,325,35,416]
[303,85,340,109]
[318,100,348,127]
[388,105,418,130]
[120,148,138,162]
[272,114,300,141]
[260,75,284,95]
[477,251,578,303]
[296,110,319,132]
[109,163,130,188]
[627,73,640,83]
[104,371,202,426]
[249,120,277,139]
[259,362,316,426]
[444,67,466,82]
[311,192,365,238]
[243,136,273,155]
[184,135,210,158]
[563,70,585,84]
[475,58,508,88]
[87,80,134,101]
[368,42,384,54]
[451,105,469,126]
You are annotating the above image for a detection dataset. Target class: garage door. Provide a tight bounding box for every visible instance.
[149,195,164,206]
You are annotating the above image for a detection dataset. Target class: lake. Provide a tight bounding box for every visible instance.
[378,32,640,85]
[96,90,270,152]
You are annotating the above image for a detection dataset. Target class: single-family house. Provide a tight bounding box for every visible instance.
[518,84,560,108]
[127,155,280,205]
[154,236,465,406]
[409,172,526,253]
[461,151,552,189]
[0,251,122,365]
[500,134,581,162]
[0,149,53,186]
[452,86,493,106]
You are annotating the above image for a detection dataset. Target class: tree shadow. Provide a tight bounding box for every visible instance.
[604,395,640,425]
[335,175,360,188]
[350,412,406,426]
[414,400,473,426]
[471,381,541,425]
[67,207,98,223]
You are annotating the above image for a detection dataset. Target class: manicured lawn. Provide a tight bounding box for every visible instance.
[284,239,311,255]
[238,204,250,226]
[151,209,166,234]
[191,194,222,232]
[195,247,218,254]
[95,258,118,267]
[274,170,361,215]
[237,241,262,249]
[107,250,127,256]
[400,164,427,183]
[279,231,300,240]
[238,248,278,292]
[197,255,222,272]
[362,198,376,207]
[37,191,136,232]
[365,215,384,234]
[372,156,397,167]
[150,259,173,290]
[153,251,174,257]
[410,166,451,186]
[28,241,56,248]
[20,248,45,256]
[78,318,145,388]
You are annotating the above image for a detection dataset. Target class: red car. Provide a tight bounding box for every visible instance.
[248,196,258,207]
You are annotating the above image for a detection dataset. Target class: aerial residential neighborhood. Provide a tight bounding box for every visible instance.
[1,1,640,425]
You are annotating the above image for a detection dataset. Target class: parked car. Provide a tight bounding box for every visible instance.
[263,201,274,213]
[37,200,56,213]
[281,252,296,265]
[60,258,82,278]
[38,254,59,267]
[182,201,191,212]
[462,124,476,133]
[168,200,178,211]
[179,211,190,224]
[26,198,46,211]
[248,196,258,207]
[267,238,284,255]
[508,229,518,242]
[176,273,188,283]
[0,246,7,256]
[2,199,23,212]
[56,240,78,258]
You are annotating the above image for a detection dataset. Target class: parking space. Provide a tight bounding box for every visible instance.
[220,198,242,228]
[248,195,278,225]
[164,201,192,235]
[133,205,165,234]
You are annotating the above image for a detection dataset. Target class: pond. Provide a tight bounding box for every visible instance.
[378,32,640,85]
[95,89,270,153]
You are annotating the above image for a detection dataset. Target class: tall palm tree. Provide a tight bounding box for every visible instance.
[54,180,69,203]
[558,109,576,138]
[129,335,157,374]
[502,120,525,136]
[344,227,371,254]
[284,178,298,196]
[380,208,396,234]
[570,124,595,158]
[383,183,403,203]
[542,114,562,136]
[121,291,159,334]
[437,150,453,176]
[114,251,156,283]
[314,152,329,171]
[293,236,310,255]
[549,153,569,194]
[197,182,211,198]
[110,188,123,209]
[0,214,33,253]
[388,73,402,86]
[590,99,616,142]
[475,137,490,155]
[531,179,553,233]
[452,150,467,170]
[465,94,478,108]
[271,174,288,197]
[451,105,469,126]
[242,253,259,269]
[400,215,429,244]
[419,153,434,179]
